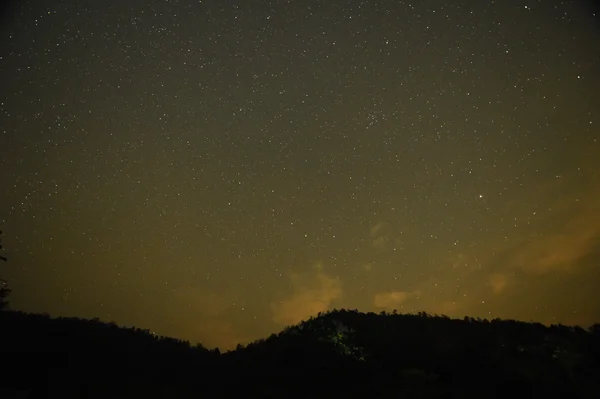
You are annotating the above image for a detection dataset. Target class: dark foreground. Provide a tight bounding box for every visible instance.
[1,309,599,398]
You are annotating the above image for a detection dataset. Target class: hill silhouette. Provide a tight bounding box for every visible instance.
[1,309,599,398]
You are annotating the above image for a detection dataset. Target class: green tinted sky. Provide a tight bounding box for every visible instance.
[1,0,599,350]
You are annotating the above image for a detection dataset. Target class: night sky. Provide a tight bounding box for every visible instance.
[1,0,599,350]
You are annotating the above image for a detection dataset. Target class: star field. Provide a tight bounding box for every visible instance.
[1,0,599,349]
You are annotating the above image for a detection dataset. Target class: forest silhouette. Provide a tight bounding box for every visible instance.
[1,307,599,398]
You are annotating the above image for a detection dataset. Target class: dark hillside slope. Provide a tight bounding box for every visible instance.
[0,311,220,398]
[225,310,600,398]
[1,309,599,398]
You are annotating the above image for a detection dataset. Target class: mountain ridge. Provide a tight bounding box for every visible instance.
[1,308,599,398]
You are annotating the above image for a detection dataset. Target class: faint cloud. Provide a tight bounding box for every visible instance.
[313,261,324,272]
[362,262,374,272]
[370,222,386,237]
[512,187,600,275]
[447,252,482,271]
[488,273,508,294]
[515,229,598,274]
[449,253,468,269]
[373,291,409,309]
[271,270,342,326]
[372,236,389,249]
[370,221,390,249]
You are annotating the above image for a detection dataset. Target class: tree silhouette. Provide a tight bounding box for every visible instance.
[0,230,10,310]
[0,280,9,311]
[0,230,6,262]
[0,308,597,398]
